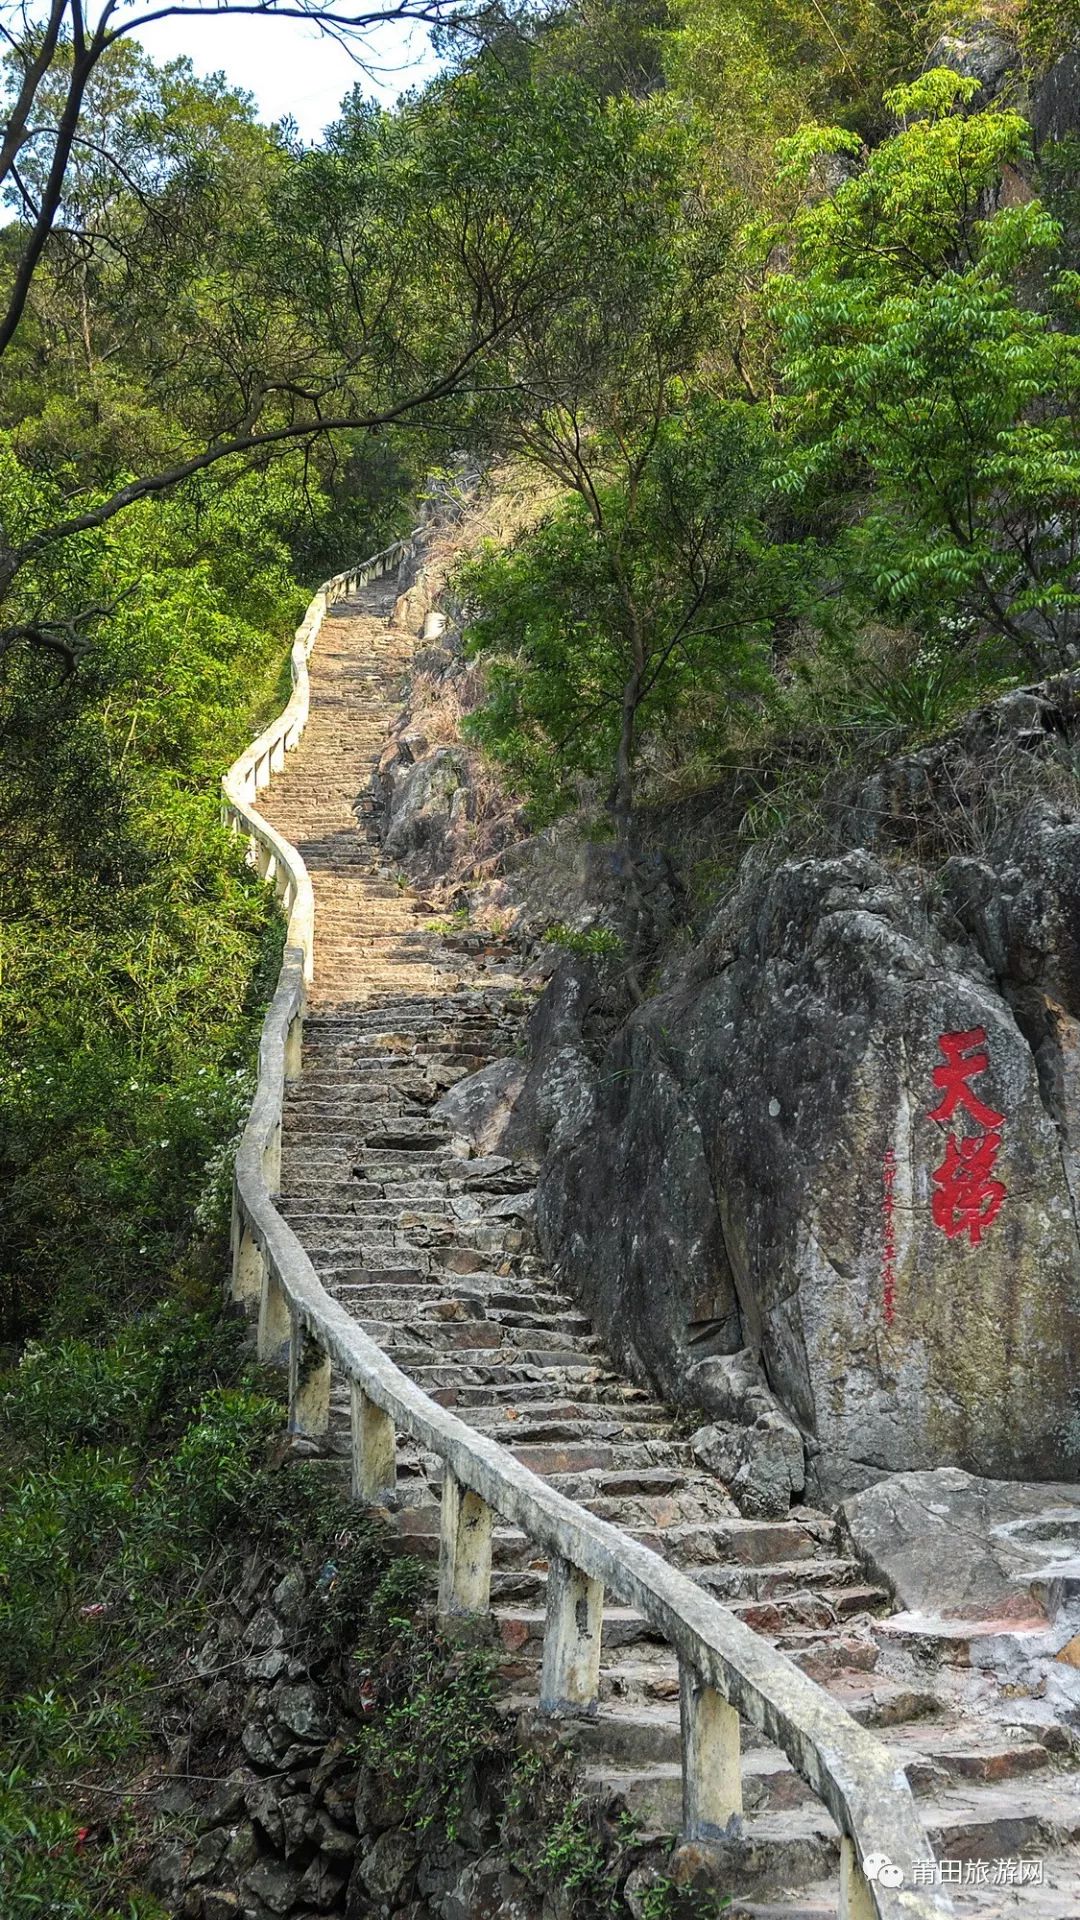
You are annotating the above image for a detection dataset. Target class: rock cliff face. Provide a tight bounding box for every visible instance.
[372,507,1080,1505]
[524,680,1080,1501]
[926,14,1080,149]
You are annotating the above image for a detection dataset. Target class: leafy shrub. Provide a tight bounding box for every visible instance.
[0,1772,163,1920]
[1,1305,243,1451]
[0,455,301,1342]
[0,1309,284,1911]
[351,1634,505,1844]
[0,1314,279,1733]
[543,922,625,957]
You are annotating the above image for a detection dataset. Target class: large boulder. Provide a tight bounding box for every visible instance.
[1031,48,1080,147]
[924,21,1021,106]
[537,680,1080,1500]
[382,746,472,867]
[842,1468,1080,1622]
[436,960,601,1168]
[537,1004,742,1404]
[432,1058,529,1158]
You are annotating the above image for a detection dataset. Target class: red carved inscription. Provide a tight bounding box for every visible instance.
[928,1025,1007,1246]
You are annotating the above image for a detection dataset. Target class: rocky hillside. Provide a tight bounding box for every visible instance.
[373,505,1080,1508]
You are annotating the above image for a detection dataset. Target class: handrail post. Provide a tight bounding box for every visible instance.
[680,1661,742,1841]
[289,1313,331,1436]
[839,1839,877,1920]
[285,1008,304,1083]
[232,1214,265,1304]
[539,1556,603,1714]
[438,1470,493,1621]
[257,1267,290,1364]
[350,1381,396,1502]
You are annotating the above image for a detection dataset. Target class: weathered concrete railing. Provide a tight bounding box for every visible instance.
[220,538,414,978]
[224,538,951,1920]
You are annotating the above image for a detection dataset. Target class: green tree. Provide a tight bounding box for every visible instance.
[460,396,785,979]
[0,28,699,655]
[666,0,925,153]
[770,70,1080,670]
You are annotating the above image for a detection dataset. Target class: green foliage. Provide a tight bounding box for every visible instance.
[0,1318,421,1916]
[531,1791,619,1911]
[424,910,471,933]
[460,396,783,823]
[1,1303,240,1450]
[0,1773,163,1920]
[667,0,926,147]
[351,1635,504,1844]
[0,455,312,1339]
[0,1309,284,1915]
[637,1878,732,1919]
[264,1465,426,1656]
[770,77,1080,672]
[543,922,625,956]
[1021,0,1080,68]
[0,1313,278,1722]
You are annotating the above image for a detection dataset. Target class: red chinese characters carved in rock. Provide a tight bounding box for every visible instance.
[928,1026,1007,1246]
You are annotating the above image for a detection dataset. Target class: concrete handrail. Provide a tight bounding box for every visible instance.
[220,539,415,977]
[225,537,951,1920]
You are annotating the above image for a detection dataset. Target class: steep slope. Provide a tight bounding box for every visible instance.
[256,561,1080,1917]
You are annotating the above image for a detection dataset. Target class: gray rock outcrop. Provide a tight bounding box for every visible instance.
[381,744,473,868]
[925,20,1021,105]
[842,1467,1080,1621]
[531,678,1080,1501]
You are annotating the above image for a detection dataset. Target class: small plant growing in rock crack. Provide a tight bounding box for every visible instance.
[261,1463,426,1655]
[637,1878,733,1920]
[543,921,624,957]
[504,1748,628,1918]
[532,1794,618,1912]
[425,908,471,934]
[349,1629,504,1845]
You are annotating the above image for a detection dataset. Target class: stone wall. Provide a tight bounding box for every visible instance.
[147,1517,721,1920]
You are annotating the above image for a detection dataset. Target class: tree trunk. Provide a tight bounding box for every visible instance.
[613,655,646,1007]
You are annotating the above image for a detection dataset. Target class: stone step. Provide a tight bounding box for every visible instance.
[403,1347,620,1375]
[569,1487,739,1528]
[733,1586,890,1633]
[330,1282,580,1315]
[727,1872,1080,1920]
[872,1610,1054,1670]
[494,1606,666,1657]
[413,1370,627,1403]
[395,1504,826,1577]
[356,1318,601,1354]
[641,1519,822,1569]
[430,1440,691,1479]
[579,1774,1080,1894]
[695,1558,870,1602]
[428,1382,660,1413]
[826,1675,943,1730]
[279,1198,463,1220]
[477,1418,679,1450]
[548,1702,683,1768]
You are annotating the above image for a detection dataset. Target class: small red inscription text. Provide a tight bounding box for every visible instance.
[882,1147,898,1325]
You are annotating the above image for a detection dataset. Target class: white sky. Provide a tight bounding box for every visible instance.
[134,12,442,140]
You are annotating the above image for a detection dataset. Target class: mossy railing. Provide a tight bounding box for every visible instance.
[223,537,952,1920]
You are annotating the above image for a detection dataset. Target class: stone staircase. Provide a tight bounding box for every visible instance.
[258,566,1080,1918]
